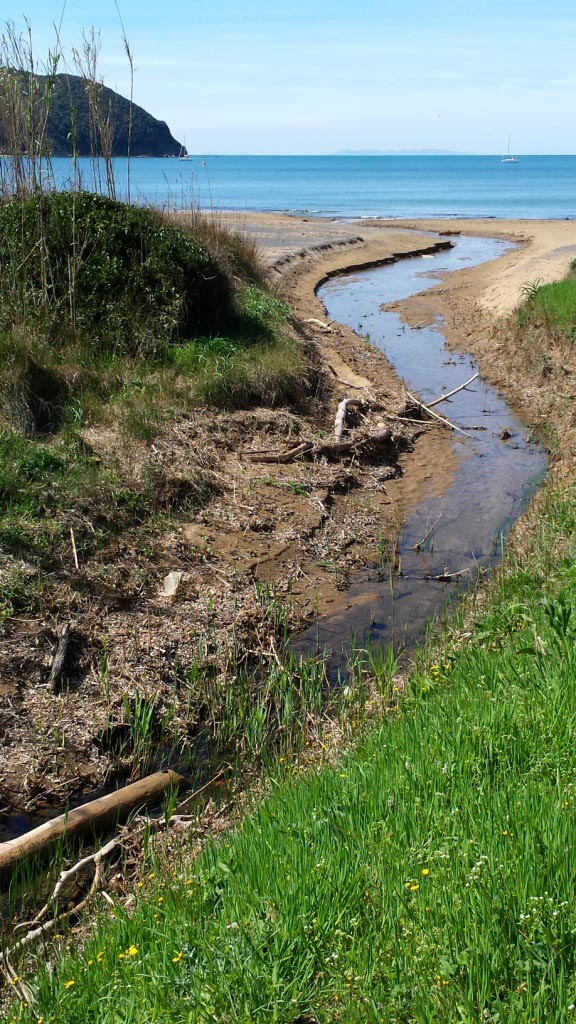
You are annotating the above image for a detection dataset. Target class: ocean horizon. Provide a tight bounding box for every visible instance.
[41,154,576,220]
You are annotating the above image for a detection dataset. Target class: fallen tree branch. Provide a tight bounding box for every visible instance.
[1,772,225,964]
[32,833,122,927]
[334,398,370,440]
[247,441,315,464]
[404,388,474,439]
[247,428,403,465]
[409,512,443,551]
[305,317,334,331]
[1,951,35,1008]
[427,372,479,408]
[427,566,474,581]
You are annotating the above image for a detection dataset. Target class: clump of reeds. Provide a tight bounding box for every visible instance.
[0,21,59,196]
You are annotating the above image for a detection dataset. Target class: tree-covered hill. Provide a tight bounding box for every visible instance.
[0,72,185,157]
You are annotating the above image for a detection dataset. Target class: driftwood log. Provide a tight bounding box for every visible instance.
[247,427,408,465]
[248,371,482,465]
[334,398,370,440]
[0,770,185,874]
[0,772,223,966]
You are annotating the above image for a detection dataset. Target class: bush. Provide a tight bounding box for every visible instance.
[0,191,234,355]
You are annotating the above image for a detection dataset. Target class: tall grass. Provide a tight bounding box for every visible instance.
[0,24,314,628]
[519,267,576,344]
[0,21,60,196]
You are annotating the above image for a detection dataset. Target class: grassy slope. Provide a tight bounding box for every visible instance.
[7,273,576,1023]
[0,195,310,616]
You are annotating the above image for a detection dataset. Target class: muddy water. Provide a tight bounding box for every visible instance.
[296,236,547,670]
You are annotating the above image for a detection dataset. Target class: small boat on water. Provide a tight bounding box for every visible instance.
[501,134,518,163]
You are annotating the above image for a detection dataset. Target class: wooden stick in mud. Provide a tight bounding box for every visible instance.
[427,372,479,408]
[0,770,186,873]
[70,526,79,570]
[48,622,71,693]
[404,388,474,439]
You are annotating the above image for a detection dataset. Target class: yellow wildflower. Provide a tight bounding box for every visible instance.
[172,951,184,963]
[127,945,138,956]
[422,868,430,876]
[64,980,75,990]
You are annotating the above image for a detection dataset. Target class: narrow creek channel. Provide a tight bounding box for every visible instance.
[295,235,548,671]
[0,236,547,865]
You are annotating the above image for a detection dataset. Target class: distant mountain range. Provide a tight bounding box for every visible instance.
[0,73,185,158]
[336,148,472,156]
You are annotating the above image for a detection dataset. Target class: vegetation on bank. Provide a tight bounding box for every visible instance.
[5,269,576,1022]
[0,189,313,612]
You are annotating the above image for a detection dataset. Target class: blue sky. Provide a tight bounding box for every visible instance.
[5,0,575,153]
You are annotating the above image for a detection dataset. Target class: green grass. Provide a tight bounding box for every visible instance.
[0,191,233,354]
[0,428,156,562]
[519,270,576,342]
[165,286,311,409]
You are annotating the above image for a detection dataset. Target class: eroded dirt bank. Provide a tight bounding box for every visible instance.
[2,214,575,824]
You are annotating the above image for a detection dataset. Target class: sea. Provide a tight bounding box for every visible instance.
[43,154,576,220]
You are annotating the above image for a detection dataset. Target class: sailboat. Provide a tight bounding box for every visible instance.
[179,136,192,160]
[501,135,518,163]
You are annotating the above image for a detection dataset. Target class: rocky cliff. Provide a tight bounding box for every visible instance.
[0,72,185,157]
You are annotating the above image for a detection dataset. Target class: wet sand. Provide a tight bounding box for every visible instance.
[224,211,576,319]
[228,210,576,410]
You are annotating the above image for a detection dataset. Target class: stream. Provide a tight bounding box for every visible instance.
[295,235,548,670]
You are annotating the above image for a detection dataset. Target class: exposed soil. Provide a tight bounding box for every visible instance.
[2,213,575,828]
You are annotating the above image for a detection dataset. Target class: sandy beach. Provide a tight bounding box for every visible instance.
[229,210,576,408]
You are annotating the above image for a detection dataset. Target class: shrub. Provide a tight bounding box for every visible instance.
[0,191,234,355]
